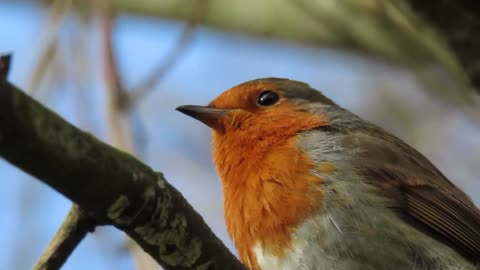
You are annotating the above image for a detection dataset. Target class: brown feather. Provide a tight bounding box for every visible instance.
[405,186,480,261]
[351,129,480,264]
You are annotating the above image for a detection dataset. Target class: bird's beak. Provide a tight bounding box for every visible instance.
[176,105,230,129]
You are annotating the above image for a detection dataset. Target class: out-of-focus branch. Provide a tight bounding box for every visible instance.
[29,3,97,268]
[44,0,478,107]
[98,0,209,112]
[404,1,480,93]
[97,1,155,268]
[0,54,245,270]
[29,3,209,267]
[127,0,209,108]
[289,0,474,108]
[97,2,209,267]
[32,205,97,270]
[97,0,135,151]
[27,0,71,95]
[98,0,128,111]
[0,54,11,80]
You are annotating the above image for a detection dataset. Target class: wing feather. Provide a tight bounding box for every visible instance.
[405,186,480,261]
[343,130,480,263]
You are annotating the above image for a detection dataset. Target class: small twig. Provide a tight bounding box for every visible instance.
[33,205,97,270]
[97,0,129,111]
[0,53,12,81]
[127,0,209,108]
[27,0,71,95]
[96,0,135,151]
[97,3,153,268]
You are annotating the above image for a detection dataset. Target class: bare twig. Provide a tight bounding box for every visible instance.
[96,0,135,151]
[96,2,155,268]
[0,53,12,81]
[127,0,209,108]
[97,0,128,110]
[27,0,71,95]
[33,205,97,270]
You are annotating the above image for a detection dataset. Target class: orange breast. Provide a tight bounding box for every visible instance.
[213,133,324,269]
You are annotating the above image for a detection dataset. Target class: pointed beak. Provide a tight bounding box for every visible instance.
[176,105,230,129]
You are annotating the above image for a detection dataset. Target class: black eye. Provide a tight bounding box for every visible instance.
[257,91,279,107]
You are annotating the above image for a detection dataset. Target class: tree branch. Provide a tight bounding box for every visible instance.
[27,0,70,95]
[33,204,96,270]
[0,55,245,270]
[0,54,11,81]
[97,0,129,112]
[31,2,105,267]
[97,1,158,267]
[127,0,209,108]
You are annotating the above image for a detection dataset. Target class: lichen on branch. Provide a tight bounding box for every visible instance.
[0,57,245,269]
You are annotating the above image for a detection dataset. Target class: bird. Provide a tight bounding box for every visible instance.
[176,78,480,270]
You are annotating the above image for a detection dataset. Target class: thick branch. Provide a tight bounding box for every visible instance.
[33,205,96,270]
[0,66,244,269]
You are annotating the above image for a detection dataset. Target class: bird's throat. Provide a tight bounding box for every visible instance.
[213,135,323,269]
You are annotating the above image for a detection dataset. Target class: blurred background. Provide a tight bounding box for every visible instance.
[0,0,479,269]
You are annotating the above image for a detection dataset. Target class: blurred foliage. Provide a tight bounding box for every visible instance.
[42,0,479,110]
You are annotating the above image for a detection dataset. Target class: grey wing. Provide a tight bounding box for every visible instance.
[347,130,480,263]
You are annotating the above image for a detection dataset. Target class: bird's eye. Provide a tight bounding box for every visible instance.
[257,91,279,107]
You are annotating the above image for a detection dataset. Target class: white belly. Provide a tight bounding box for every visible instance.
[252,211,475,270]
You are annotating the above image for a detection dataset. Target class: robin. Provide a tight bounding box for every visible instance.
[177,78,480,270]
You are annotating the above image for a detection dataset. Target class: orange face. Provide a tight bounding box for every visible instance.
[185,79,328,131]
[207,81,289,131]
[177,78,329,269]
[205,79,329,181]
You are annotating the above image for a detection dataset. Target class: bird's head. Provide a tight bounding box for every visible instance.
[176,77,335,137]
[176,77,338,189]
[176,78,338,266]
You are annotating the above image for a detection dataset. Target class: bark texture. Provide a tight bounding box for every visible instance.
[0,76,245,270]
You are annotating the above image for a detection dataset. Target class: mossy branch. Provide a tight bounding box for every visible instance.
[0,55,245,270]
